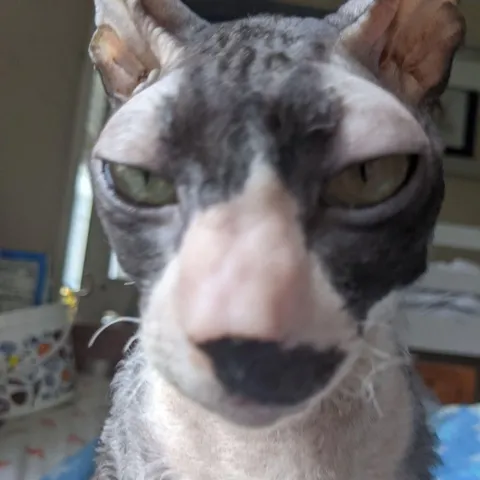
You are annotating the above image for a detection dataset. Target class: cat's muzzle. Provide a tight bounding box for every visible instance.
[200,338,345,406]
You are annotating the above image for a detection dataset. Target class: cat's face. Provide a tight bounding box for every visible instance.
[89,0,464,426]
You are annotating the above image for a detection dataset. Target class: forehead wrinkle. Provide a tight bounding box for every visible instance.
[192,17,334,87]
[93,69,184,169]
[321,63,429,164]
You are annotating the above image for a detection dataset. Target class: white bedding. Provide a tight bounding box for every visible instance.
[0,374,110,480]
[401,259,480,357]
[403,259,480,316]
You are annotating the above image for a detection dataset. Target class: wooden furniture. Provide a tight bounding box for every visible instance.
[415,356,478,405]
[72,323,137,377]
[405,254,480,405]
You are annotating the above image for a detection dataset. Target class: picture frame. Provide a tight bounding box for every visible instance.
[438,88,478,158]
[0,250,49,314]
[440,51,480,179]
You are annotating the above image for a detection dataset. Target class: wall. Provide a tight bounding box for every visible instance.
[0,0,93,289]
[434,173,480,265]
[1,0,479,294]
[434,51,480,263]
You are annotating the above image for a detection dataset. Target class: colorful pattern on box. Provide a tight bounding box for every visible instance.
[0,328,75,419]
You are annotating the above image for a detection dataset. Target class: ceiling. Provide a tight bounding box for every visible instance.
[183,0,328,22]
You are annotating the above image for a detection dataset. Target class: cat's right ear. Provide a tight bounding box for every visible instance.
[326,0,465,107]
[89,0,208,105]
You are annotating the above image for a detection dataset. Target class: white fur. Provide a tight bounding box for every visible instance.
[98,294,417,480]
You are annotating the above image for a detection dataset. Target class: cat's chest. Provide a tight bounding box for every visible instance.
[158,458,341,480]
[154,422,367,480]
[147,413,409,480]
[142,371,412,480]
[156,459,395,480]
[115,401,409,480]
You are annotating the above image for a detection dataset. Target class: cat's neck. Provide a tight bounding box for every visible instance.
[141,317,414,480]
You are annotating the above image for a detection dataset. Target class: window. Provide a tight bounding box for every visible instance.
[62,70,108,290]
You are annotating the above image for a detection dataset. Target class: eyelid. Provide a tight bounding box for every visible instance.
[337,108,428,164]
[92,70,182,171]
[101,159,166,180]
[325,153,418,182]
[323,65,429,167]
[323,154,417,208]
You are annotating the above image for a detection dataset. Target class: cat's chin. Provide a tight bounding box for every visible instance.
[204,396,300,429]
[178,379,320,429]
[158,371,301,428]
[148,343,358,430]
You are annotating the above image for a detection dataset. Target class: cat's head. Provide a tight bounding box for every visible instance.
[89,0,464,426]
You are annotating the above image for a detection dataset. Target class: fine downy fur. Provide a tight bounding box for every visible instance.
[87,0,465,479]
[94,296,436,480]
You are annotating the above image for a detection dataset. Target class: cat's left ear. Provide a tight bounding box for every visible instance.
[89,0,208,106]
[327,0,465,106]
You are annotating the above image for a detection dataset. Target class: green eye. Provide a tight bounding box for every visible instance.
[325,155,415,208]
[106,163,177,207]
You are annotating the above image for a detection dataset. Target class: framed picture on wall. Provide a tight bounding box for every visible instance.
[0,250,48,314]
[435,77,480,179]
[438,88,478,158]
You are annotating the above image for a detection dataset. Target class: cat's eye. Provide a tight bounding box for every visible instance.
[104,162,177,207]
[324,155,415,208]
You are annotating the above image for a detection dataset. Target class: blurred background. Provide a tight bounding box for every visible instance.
[1,0,480,326]
[2,1,480,478]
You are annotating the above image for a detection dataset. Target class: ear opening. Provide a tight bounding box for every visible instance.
[89,0,208,106]
[89,24,151,104]
[328,0,465,107]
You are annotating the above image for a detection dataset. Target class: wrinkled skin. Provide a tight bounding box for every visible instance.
[87,0,464,478]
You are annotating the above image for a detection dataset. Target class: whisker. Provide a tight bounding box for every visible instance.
[88,316,141,348]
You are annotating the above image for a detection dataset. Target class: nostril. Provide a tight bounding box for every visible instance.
[199,338,345,406]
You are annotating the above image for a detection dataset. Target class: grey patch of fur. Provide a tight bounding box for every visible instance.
[93,349,170,480]
[93,333,436,480]
[399,369,440,480]
[88,0,463,477]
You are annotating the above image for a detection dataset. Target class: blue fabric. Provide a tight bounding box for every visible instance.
[431,405,480,480]
[42,405,480,480]
[41,440,97,480]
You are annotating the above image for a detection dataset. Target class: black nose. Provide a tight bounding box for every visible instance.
[199,339,345,406]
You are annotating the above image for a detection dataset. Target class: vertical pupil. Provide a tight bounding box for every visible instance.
[359,164,368,183]
[141,170,150,185]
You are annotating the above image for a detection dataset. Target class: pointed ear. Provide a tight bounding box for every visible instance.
[327,0,465,106]
[89,0,208,106]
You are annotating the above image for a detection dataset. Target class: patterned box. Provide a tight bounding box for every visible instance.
[0,304,75,420]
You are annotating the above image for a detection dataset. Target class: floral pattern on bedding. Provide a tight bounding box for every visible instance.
[0,328,76,420]
[432,404,480,480]
[0,375,110,480]
[42,440,98,480]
